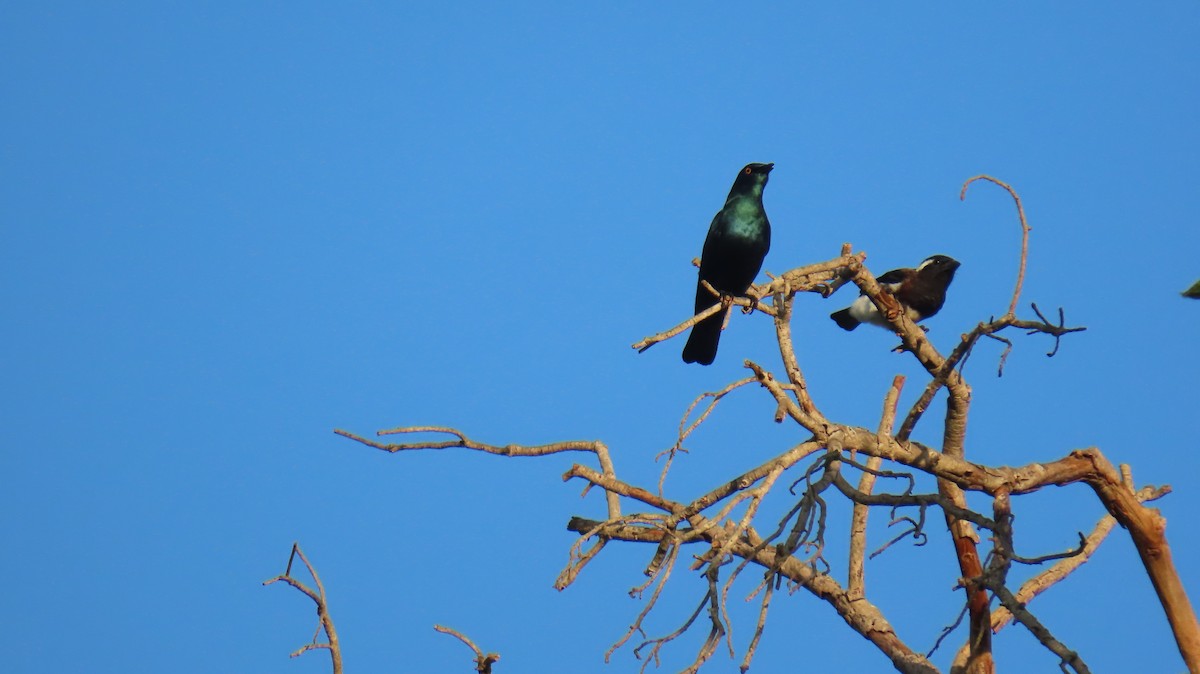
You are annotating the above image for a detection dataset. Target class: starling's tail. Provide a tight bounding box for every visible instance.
[682,307,726,365]
[683,281,726,365]
[830,308,860,332]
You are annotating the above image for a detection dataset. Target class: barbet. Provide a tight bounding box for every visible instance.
[830,254,960,331]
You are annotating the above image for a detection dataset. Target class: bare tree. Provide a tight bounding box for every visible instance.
[326,176,1197,673]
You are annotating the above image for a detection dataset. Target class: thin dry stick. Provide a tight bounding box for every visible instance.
[961,174,1031,318]
[336,427,622,521]
[657,376,757,495]
[739,576,775,673]
[770,283,824,422]
[633,295,729,353]
[633,584,722,674]
[848,374,904,598]
[605,542,681,663]
[434,624,501,673]
[262,543,343,674]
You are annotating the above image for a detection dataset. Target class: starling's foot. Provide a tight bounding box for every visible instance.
[741,296,760,315]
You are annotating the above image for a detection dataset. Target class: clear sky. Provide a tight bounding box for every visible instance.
[3,3,1198,673]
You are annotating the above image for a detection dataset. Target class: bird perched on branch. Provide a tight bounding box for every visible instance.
[830,254,960,331]
[682,162,774,365]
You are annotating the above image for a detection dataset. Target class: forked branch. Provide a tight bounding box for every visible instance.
[263,543,343,674]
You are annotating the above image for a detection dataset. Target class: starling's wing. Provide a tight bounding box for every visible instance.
[684,211,732,365]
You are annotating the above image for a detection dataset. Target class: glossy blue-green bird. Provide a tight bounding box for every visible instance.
[682,162,774,365]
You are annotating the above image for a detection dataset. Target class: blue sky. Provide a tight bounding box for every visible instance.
[3,3,1198,672]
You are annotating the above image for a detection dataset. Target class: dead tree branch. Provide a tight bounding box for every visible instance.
[335,427,621,520]
[262,543,343,674]
[960,174,1031,318]
[657,377,757,494]
[434,625,501,673]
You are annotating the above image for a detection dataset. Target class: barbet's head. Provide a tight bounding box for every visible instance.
[916,255,961,288]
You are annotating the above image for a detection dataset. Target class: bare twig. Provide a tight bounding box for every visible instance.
[605,537,680,662]
[434,624,501,673]
[632,578,723,674]
[738,574,774,673]
[961,174,1031,318]
[928,603,969,658]
[336,427,621,520]
[657,377,757,494]
[849,375,904,597]
[262,543,343,674]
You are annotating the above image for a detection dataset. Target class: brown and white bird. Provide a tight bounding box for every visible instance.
[830,255,960,331]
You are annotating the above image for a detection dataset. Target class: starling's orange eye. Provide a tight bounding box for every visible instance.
[743,166,752,175]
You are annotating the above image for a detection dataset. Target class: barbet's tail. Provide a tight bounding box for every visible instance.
[830,308,860,331]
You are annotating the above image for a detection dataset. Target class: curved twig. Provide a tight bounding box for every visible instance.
[435,625,501,673]
[961,174,1031,317]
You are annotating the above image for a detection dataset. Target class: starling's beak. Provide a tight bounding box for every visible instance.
[763,163,775,173]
